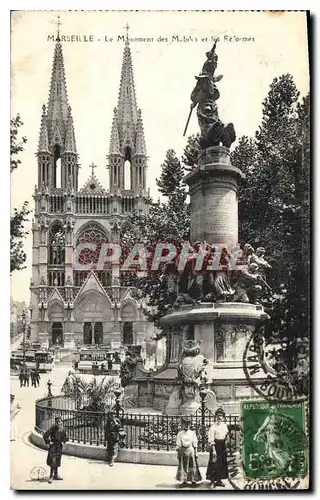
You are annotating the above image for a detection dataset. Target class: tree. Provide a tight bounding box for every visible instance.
[232,75,310,342]
[10,114,31,272]
[121,75,310,349]
[120,149,191,337]
[10,114,27,173]
[181,134,201,171]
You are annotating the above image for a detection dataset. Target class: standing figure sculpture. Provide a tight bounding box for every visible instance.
[184,41,236,150]
[177,341,209,411]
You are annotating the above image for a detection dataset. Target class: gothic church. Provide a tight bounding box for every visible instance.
[29,27,154,350]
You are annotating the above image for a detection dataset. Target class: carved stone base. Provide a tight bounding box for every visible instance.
[179,399,200,415]
[158,302,270,415]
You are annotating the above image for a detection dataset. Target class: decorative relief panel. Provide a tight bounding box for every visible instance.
[215,324,252,363]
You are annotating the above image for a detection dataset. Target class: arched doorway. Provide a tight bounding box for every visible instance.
[83,322,92,345]
[52,322,63,346]
[123,322,133,346]
[94,322,103,345]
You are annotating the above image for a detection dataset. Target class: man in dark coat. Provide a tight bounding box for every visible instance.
[24,367,30,387]
[43,417,68,483]
[34,368,40,387]
[105,411,121,467]
[19,367,24,387]
[30,369,36,387]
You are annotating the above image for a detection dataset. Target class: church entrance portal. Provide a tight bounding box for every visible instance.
[94,322,103,345]
[52,322,63,346]
[83,322,92,345]
[123,322,133,345]
[83,322,103,345]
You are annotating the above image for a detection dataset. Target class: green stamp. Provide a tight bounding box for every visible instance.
[242,400,308,479]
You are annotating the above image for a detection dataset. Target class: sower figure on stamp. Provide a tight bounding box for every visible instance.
[176,417,202,488]
[105,410,121,467]
[43,416,68,483]
[253,406,291,473]
[206,408,229,489]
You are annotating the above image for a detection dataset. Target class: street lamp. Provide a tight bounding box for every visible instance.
[21,309,27,364]
[199,386,208,453]
[113,387,123,418]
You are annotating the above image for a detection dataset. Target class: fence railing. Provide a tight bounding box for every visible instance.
[35,396,241,454]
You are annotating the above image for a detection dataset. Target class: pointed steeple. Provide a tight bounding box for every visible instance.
[38,104,50,152]
[64,105,77,154]
[117,27,138,149]
[109,108,121,155]
[135,109,147,155]
[107,24,149,202]
[36,17,79,192]
[46,39,70,145]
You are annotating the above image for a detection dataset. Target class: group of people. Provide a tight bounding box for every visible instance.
[176,407,229,489]
[43,411,124,482]
[19,365,40,388]
[43,407,228,487]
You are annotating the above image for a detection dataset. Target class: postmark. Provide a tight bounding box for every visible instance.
[243,328,308,401]
[29,466,46,482]
[241,400,308,480]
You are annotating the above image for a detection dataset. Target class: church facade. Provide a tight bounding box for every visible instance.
[29,30,155,350]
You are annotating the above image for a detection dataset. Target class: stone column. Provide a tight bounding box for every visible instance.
[185,146,243,248]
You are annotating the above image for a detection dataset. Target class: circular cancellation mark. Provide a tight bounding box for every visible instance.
[242,329,307,402]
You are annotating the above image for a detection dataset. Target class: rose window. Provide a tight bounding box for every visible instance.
[76,224,109,267]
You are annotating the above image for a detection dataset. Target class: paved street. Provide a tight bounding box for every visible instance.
[11,362,219,491]
[10,362,310,491]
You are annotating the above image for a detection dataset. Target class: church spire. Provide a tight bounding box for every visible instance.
[107,25,148,199]
[37,16,79,191]
[46,37,70,141]
[117,25,138,144]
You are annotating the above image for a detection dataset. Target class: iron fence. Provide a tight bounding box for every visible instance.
[35,396,240,454]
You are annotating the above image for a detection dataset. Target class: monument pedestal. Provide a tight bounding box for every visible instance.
[158,302,269,414]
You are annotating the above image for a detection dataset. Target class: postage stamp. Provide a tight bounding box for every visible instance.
[241,400,308,480]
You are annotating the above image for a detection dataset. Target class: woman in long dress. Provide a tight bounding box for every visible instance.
[176,417,202,488]
[206,408,229,488]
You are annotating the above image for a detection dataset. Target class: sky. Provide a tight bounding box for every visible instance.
[10,10,310,303]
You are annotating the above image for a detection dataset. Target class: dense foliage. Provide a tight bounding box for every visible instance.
[232,74,310,340]
[10,114,31,273]
[120,149,190,336]
[122,74,310,348]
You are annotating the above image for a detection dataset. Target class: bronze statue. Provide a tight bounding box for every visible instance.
[184,42,236,150]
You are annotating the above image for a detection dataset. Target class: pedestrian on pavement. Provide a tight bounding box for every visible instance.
[23,367,30,387]
[43,416,69,483]
[175,417,201,488]
[105,410,121,467]
[19,368,24,387]
[108,358,113,371]
[30,369,36,387]
[35,368,40,387]
[206,407,229,489]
